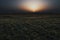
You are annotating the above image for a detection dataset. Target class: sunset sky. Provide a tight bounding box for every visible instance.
[0,0,60,13]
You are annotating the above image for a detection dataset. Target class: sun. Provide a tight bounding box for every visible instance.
[25,3,40,12]
[20,1,48,12]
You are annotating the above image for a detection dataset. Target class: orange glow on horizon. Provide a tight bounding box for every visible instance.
[19,0,48,12]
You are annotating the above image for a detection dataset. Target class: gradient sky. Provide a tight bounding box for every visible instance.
[0,0,60,13]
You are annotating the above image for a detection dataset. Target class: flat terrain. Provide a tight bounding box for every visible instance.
[0,14,60,40]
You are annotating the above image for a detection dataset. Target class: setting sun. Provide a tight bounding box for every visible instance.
[24,2,41,12]
[19,0,48,12]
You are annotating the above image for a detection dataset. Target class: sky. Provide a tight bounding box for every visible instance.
[0,0,60,13]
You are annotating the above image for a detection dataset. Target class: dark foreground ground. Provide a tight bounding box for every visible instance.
[0,14,60,40]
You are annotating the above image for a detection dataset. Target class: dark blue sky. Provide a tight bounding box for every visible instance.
[0,0,60,13]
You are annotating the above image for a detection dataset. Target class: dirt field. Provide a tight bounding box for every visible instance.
[0,14,60,40]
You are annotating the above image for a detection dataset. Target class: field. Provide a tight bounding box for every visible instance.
[0,14,60,40]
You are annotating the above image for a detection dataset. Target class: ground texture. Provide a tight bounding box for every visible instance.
[0,15,60,40]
